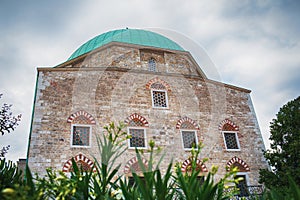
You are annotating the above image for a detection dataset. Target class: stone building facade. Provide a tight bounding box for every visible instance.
[27,29,268,186]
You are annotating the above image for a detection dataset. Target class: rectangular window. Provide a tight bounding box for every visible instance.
[235,174,249,197]
[128,176,146,188]
[181,130,198,150]
[197,176,205,185]
[128,128,146,149]
[71,125,91,147]
[222,131,240,150]
[151,90,168,108]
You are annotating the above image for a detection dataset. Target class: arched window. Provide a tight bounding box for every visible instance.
[219,119,240,151]
[181,158,208,173]
[62,153,96,172]
[125,113,148,149]
[176,117,199,150]
[124,157,148,174]
[148,58,156,72]
[124,157,148,188]
[227,156,250,196]
[67,110,95,148]
[151,82,168,108]
[146,78,171,109]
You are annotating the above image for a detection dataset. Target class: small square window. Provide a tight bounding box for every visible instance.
[151,90,168,108]
[128,128,146,149]
[71,125,91,147]
[181,130,198,150]
[222,132,240,150]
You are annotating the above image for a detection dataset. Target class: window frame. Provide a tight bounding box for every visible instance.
[222,131,241,151]
[235,172,249,185]
[235,172,250,197]
[151,89,169,108]
[148,58,156,72]
[127,127,147,149]
[71,124,92,148]
[181,129,198,150]
[128,176,146,188]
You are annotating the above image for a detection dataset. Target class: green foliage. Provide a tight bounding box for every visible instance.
[91,121,128,199]
[0,158,23,196]
[119,141,176,200]
[174,145,238,200]
[0,94,21,136]
[262,176,300,200]
[259,96,300,192]
[0,160,41,200]
[0,94,21,157]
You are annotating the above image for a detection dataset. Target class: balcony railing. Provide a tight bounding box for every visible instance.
[224,185,264,199]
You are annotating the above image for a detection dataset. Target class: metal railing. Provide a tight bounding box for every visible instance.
[225,185,264,199]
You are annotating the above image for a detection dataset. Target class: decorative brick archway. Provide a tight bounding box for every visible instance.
[62,153,96,172]
[181,158,208,173]
[67,110,96,124]
[124,113,149,127]
[226,156,250,172]
[176,116,199,130]
[124,157,148,174]
[145,77,171,91]
[218,119,239,131]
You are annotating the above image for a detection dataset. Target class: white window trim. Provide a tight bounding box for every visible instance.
[71,124,92,148]
[236,172,249,186]
[181,129,198,150]
[222,131,241,151]
[127,127,147,149]
[151,89,169,108]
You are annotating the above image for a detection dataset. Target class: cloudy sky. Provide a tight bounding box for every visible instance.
[1,0,299,162]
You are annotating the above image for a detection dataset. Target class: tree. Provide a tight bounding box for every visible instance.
[259,96,300,191]
[0,94,21,157]
[0,94,21,135]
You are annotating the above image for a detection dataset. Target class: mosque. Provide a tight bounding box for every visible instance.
[26,28,268,188]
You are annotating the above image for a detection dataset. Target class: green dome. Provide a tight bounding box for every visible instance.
[67,29,185,61]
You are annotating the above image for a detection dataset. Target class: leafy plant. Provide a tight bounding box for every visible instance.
[92,122,129,199]
[0,159,23,196]
[174,146,238,200]
[259,96,300,192]
[0,94,21,136]
[262,176,300,200]
[0,94,21,157]
[1,161,41,200]
[119,140,176,200]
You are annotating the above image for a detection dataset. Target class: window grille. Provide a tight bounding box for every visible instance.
[181,130,197,149]
[72,125,91,147]
[148,58,156,72]
[128,128,146,148]
[223,132,240,150]
[151,82,166,90]
[128,118,144,127]
[181,122,196,129]
[152,90,168,108]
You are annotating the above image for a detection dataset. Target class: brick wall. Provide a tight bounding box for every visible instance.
[27,44,268,184]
